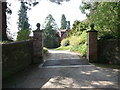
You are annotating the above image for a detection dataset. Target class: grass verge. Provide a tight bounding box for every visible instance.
[56,46,72,50]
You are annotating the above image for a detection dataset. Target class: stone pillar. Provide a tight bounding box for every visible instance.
[87,24,98,63]
[33,23,43,64]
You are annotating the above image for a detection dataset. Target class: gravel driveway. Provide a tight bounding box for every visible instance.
[3,49,120,89]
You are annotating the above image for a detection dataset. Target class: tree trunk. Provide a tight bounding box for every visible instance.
[2,2,8,41]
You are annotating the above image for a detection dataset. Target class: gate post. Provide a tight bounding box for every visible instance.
[33,23,43,64]
[87,24,98,63]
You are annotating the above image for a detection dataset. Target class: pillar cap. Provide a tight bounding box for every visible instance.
[33,23,43,32]
[87,23,98,32]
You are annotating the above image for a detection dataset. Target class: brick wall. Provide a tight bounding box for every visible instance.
[98,39,120,65]
[2,40,33,78]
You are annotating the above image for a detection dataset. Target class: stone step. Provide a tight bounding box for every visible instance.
[42,65,94,68]
[42,59,90,67]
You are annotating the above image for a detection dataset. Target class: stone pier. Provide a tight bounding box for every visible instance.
[33,23,43,64]
[87,24,98,63]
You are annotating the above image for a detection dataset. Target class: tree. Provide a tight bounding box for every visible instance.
[18,2,30,31]
[2,2,8,41]
[60,14,67,29]
[80,2,120,39]
[43,14,59,48]
[2,0,70,41]
[44,14,58,29]
[1,0,39,41]
[17,2,31,41]
[49,0,70,5]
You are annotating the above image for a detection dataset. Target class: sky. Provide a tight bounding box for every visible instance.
[7,0,87,40]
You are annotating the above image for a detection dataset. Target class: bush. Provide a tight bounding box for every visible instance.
[56,46,72,50]
[17,29,30,41]
[79,31,87,44]
[58,30,87,57]
[43,47,48,54]
[70,42,87,56]
[61,38,70,46]
[69,36,80,46]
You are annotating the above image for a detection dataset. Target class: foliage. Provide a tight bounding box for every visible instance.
[49,0,70,5]
[69,31,87,56]
[43,14,59,48]
[80,2,120,39]
[17,29,30,41]
[43,47,48,54]
[44,14,58,30]
[4,1,39,41]
[60,14,67,29]
[69,36,80,46]
[17,2,32,41]
[56,46,72,50]
[61,38,70,46]
[18,2,30,31]
[70,43,86,57]
[68,20,89,36]
[58,30,87,56]
[57,19,88,56]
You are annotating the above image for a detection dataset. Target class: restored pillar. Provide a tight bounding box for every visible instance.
[33,23,43,64]
[87,24,98,63]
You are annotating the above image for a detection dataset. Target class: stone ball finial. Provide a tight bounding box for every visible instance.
[90,23,95,31]
[36,23,40,27]
[36,23,40,30]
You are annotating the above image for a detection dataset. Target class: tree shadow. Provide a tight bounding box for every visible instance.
[2,63,119,89]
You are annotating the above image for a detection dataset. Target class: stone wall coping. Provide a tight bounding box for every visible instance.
[33,30,43,32]
[87,30,98,33]
[1,40,33,45]
[98,39,120,41]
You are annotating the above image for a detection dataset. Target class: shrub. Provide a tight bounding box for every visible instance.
[17,29,30,41]
[69,36,80,46]
[43,47,48,54]
[79,31,87,44]
[70,42,87,56]
[56,46,72,50]
[61,38,70,46]
[78,42,87,56]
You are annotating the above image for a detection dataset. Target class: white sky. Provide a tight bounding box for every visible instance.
[7,0,87,40]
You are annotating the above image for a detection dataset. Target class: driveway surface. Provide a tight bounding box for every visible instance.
[3,49,120,89]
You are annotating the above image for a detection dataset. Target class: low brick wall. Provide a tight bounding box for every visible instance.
[98,39,120,65]
[2,40,33,78]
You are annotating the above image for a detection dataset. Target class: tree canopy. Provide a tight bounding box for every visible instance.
[43,14,59,48]
[18,2,30,31]
[60,14,67,29]
[44,14,58,29]
[17,2,31,41]
[80,2,120,39]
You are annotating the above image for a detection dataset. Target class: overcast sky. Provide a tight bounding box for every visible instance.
[7,0,87,39]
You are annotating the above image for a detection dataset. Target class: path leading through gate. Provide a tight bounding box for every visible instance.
[42,49,90,67]
[3,49,119,89]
